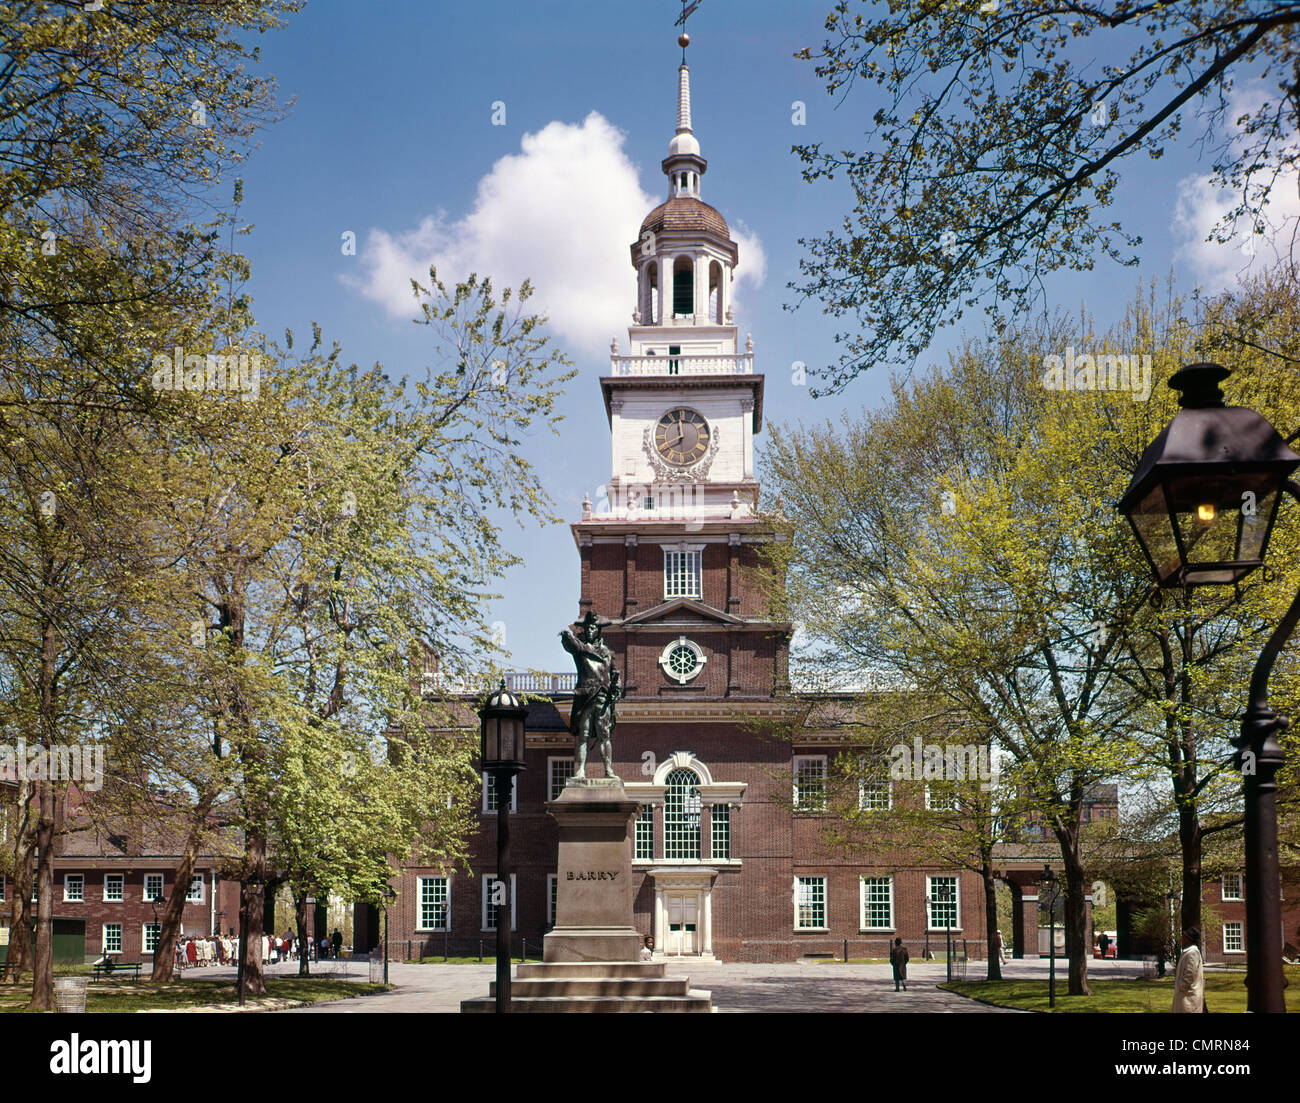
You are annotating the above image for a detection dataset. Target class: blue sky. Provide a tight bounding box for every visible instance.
[230,1,1295,669]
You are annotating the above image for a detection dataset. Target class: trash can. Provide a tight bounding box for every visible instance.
[369,949,384,984]
[54,976,88,1013]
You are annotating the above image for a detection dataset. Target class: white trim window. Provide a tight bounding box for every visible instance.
[103,874,124,902]
[187,875,204,903]
[926,875,960,930]
[635,805,654,861]
[861,876,894,930]
[859,777,892,811]
[547,874,558,929]
[793,755,828,812]
[925,783,957,812]
[795,876,827,930]
[1222,921,1244,953]
[63,874,84,903]
[143,873,164,902]
[143,923,161,956]
[665,769,703,860]
[416,876,449,931]
[663,547,702,600]
[711,803,730,860]
[548,757,574,802]
[482,773,517,813]
[1221,873,1244,901]
[103,923,123,955]
[481,874,517,931]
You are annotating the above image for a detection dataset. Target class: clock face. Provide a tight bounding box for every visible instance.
[654,408,710,467]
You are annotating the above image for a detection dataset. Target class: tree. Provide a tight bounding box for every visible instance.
[150,270,572,995]
[0,0,299,328]
[761,314,1152,996]
[790,0,1300,392]
[810,689,1024,980]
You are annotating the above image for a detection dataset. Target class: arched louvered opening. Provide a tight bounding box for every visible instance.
[708,260,723,323]
[672,256,694,318]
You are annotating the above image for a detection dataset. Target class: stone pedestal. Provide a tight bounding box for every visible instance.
[460,775,712,1012]
[543,777,642,964]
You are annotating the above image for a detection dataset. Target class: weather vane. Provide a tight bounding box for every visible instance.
[675,0,701,59]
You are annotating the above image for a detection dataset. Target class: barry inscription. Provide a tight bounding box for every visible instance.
[566,871,620,881]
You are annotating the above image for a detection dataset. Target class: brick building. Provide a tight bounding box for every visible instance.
[0,775,245,965]
[378,45,990,965]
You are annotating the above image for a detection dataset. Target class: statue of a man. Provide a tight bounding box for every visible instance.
[560,611,621,779]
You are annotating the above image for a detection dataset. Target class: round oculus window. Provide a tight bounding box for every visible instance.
[658,636,706,684]
[667,644,698,678]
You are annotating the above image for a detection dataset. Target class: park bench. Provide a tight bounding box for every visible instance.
[91,960,143,983]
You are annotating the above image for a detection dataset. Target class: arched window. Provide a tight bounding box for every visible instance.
[665,768,702,859]
[672,256,694,317]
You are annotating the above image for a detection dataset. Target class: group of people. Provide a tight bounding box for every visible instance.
[173,930,341,970]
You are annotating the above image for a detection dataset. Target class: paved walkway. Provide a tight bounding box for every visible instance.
[177,955,1157,1013]
[278,960,1039,1013]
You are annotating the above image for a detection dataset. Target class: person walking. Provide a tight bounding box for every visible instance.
[994,929,1006,965]
[1172,926,1204,1013]
[1098,931,1111,959]
[331,929,343,960]
[890,937,909,992]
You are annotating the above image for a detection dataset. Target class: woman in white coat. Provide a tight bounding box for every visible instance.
[1172,926,1204,1013]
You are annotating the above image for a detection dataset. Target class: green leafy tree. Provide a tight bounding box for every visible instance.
[790,0,1300,391]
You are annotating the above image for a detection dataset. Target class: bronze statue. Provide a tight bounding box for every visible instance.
[560,611,621,779]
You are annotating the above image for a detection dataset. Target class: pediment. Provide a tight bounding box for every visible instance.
[619,598,744,627]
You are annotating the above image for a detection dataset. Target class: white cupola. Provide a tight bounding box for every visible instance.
[628,47,739,341]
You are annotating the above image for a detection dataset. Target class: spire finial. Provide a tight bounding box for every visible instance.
[674,1,701,63]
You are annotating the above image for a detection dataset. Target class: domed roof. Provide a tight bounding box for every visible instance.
[639,196,731,241]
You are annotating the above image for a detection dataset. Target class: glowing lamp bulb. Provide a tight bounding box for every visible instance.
[1196,504,1215,523]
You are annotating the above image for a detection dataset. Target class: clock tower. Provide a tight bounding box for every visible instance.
[574,39,788,704]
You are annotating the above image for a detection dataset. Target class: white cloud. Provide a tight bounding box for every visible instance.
[1172,85,1300,289]
[346,111,765,357]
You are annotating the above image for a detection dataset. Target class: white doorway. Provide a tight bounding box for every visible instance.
[666,893,699,956]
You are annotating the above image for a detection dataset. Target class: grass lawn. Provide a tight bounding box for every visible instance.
[941,965,1300,1013]
[0,975,387,1013]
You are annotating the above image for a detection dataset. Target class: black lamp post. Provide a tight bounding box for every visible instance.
[382,884,396,985]
[1041,865,1058,1009]
[479,679,527,1014]
[1118,362,1300,1013]
[237,872,264,1008]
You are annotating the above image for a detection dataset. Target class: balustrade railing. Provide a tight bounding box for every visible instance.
[609,353,753,376]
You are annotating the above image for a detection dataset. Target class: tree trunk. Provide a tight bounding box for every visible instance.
[1059,832,1091,997]
[243,830,267,996]
[2,782,35,983]
[26,779,55,1011]
[151,792,215,982]
[296,891,311,977]
[982,856,1002,980]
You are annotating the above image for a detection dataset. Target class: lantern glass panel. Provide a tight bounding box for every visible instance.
[501,715,524,762]
[482,715,501,764]
[1128,484,1180,584]
[1166,473,1279,584]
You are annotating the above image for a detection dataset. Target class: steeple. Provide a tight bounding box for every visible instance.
[663,40,705,199]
